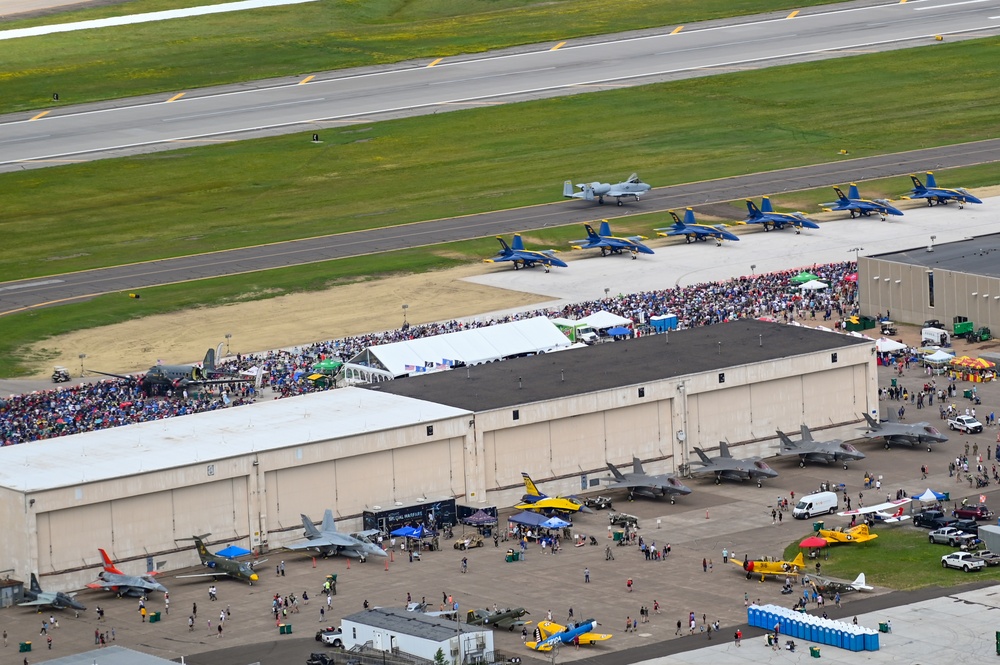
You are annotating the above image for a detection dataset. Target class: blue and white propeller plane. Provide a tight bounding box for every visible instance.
[744,197,821,233]
[563,173,651,206]
[571,221,654,258]
[655,208,739,246]
[526,619,612,651]
[822,184,903,218]
[904,172,982,209]
[483,235,567,272]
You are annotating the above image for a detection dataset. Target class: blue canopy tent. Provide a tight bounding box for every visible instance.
[607,326,631,337]
[541,516,570,529]
[390,525,424,538]
[215,545,251,559]
[508,512,550,527]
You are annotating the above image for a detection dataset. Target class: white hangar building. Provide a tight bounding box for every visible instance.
[0,320,875,590]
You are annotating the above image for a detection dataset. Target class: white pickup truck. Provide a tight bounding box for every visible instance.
[941,551,986,572]
[948,415,984,434]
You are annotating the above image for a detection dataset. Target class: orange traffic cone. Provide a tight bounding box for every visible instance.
[385,558,389,572]
[705,509,710,519]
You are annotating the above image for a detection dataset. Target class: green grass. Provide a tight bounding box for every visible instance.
[0,0,844,114]
[3,38,999,284]
[782,529,1000,590]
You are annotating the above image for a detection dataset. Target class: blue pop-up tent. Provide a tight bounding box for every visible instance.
[216,545,251,559]
[508,512,549,527]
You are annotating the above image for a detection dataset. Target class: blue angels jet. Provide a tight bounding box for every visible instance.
[655,208,739,246]
[904,172,982,209]
[483,235,568,272]
[822,184,903,218]
[563,173,651,206]
[744,197,821,233]
[570,221,654,258]
[526,619,612,651]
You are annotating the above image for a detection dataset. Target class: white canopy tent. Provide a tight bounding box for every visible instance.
[798,280,829,291]
[924,350,955,364]
[875,337,908,353]
[580,310,632,331]
[341,317,571,382]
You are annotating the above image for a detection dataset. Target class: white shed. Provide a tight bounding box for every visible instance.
[342,607,493,665]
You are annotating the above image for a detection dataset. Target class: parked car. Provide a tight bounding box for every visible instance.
[975,550,1000,566]
[929,527,969,547]
[954,504,993,520]
[584,496,614,510]
[948,415,984,434]
[952,519,980,535]
[941,551,985,572]
[454,534,484,550]
[319,628,344,647]
[913,510,958,529]
[923,319,944,329]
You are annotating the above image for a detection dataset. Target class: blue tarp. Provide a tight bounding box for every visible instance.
[541,517,570,529]
[607,326,631,337]
[216,545,251,559]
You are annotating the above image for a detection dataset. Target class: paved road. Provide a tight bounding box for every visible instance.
[2,0,999,169]
[2,138,998,316]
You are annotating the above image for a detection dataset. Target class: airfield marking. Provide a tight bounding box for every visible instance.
[787,10,800,19]
[166,93,186,103]
[671,26,685,34]
[428,58,443,67]
[299,75,315,85]
[550,42,566,51]
[916,0,990,8]
[29,111,50,121]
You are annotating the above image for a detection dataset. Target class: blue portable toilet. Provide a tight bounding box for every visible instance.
[650,314,678,332]
[864,630,879,651]
[850,629,864,652]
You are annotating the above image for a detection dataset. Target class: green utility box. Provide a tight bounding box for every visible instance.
[813,521,825,533]
[954,321,974,337]
[149,612,161,623]
[810,646,821,658]
[279,623,293,634]
[19,642,31,653]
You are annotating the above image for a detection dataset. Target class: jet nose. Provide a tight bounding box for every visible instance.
[249,573,259,582]
[578,505,594,514]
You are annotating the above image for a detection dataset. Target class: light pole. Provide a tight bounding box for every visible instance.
[402,303,409,326]
[604,287,610,298]
[750,264,756,275]
[224,333,232,356]
[78,353,87,377]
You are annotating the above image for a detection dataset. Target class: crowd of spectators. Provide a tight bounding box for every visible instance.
[0,261,857,446]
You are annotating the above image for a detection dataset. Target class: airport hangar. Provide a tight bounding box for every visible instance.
[0,320,875,591]
[859,233,1000,329]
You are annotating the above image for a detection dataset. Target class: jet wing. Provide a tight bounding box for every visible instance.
[535,620,565,640]
[837,499,909,517]
[18,598,53,607]
[286,532,357,550]
[495,617,531,631]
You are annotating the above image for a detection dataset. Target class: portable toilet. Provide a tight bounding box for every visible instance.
[864,629,880,651]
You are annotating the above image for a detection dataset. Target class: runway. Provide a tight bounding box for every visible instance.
[1,0,999,170]
[0,139,997,316]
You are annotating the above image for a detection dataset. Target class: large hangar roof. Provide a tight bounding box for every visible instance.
[347,316,570,377]
[372,320,869,412]
[871,233,1000,278]
[0,387,470,493]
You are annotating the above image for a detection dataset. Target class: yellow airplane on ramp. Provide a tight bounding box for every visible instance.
[819,524,878,544]
[515,472,592,514]
[733,552,805,582]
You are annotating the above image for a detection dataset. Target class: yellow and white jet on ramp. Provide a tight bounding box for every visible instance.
[514,472,592,514]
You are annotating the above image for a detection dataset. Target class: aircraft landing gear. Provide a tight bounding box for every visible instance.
[795,228,801,235]
[799,461,805,468]
[715,478,721,485]
[716,239,722,247]
[757,481,763,488]
[928,446,933,452]
[670,497,676,505]
[616,199,623,206]
[885,442,891,450]
[843,463,849,470]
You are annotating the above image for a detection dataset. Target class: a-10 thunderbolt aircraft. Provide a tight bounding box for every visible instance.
[744,197,822,233]
[563,173,651,206]
[655,208,740,246]
[821,184,903,218]
[904,172,983,208]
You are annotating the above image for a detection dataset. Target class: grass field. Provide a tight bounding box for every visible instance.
[3,37,998,285]
[781,528,1000,590]
[0,0,841,114]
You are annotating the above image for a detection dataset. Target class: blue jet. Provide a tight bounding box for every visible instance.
[483,235,568,272]
[655,208,739,246]
[744,197,821,234]
[563,173,651,206]
[526,619,612,651]
[822,184,903,218]
[570,221,654,258]
[905,172,982,209]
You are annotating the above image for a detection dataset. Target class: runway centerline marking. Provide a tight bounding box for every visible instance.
[915,0,989,8]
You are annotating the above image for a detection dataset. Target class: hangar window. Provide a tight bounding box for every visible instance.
[718,373,725,384]
[207,464,215,476]
[927,270,935,308]
[513,409,520,421]
[638,388,645,398]
[426,425,434,436]
[831,352,838,363]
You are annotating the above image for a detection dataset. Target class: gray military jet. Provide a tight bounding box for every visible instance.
[563,173,651,206]
[775,425,866,470]
[87,548,167,598]
[691,441,779,487]
[466,607,531,631]
[859,411,948,452]
[604,457,692,504]
[19,573,86,611]
[285,510,387,562]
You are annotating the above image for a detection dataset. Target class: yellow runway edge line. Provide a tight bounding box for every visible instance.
[299,75,315,85]
[787,10,800,19]
[671,25,684,35]
[29,110,50,121]
[166,92,186,103]
[428,58,443,67]
[550,42,566,51]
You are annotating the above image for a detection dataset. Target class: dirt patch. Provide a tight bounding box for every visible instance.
[26,265,551,376]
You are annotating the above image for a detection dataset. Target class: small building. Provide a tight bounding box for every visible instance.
[343,607,493,665]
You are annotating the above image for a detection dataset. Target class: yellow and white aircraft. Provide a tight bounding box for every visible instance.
[818,524,878,545]
[733,552,805,582]
[526,619,612,651]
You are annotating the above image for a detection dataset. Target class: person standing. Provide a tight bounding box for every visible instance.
[702,558,708,572]
[188,616,194,632]
[675,619,682,635]
[584,567,590,583]
[735,629,742,647]
[722,547,728,564]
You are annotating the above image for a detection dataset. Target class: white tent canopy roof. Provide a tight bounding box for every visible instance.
[798,279,829,291]
[345,317,571,378]
[580,310,632,330]
[875,337,907,353]
[925,350,956,363]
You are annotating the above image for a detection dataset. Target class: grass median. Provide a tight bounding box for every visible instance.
[1,0,841,114]
[3,38,999,284]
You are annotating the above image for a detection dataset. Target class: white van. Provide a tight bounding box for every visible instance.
[792,491,838,519]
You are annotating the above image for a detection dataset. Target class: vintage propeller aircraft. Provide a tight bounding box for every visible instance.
[733,552,806,582]
[90,348,250,396]
[466,607,531,631]
[515,473,592,514]
[526,619,612,651]
[818,524,878,544]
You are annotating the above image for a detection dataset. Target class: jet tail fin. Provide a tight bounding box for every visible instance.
[745,199,762,219]
[496,236,512,254]
[909,174,925,193]
[848,184,861,200]
[682,208,697,225]
[99,548,124,575]
[760,196,776,213]
[799,424,814,442]
[718,441,732,458]
[321,509,337,534]
[579,184,595,201]
[925,171,938,188]
[583,224,600,240]
[833,186,849,202]
[668,210,683,226]
[598,220,612,237]
[632,457,645,475]
[563,180,574,198]
[693,447,713,465]
[605,462,626,482]
[511,234,526,251]
[203,348,216,371]
[521,472,543,497]
[301,514,321,538]
[863,412,880,430]
[776,430,797,451]
[30,573,43,594]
